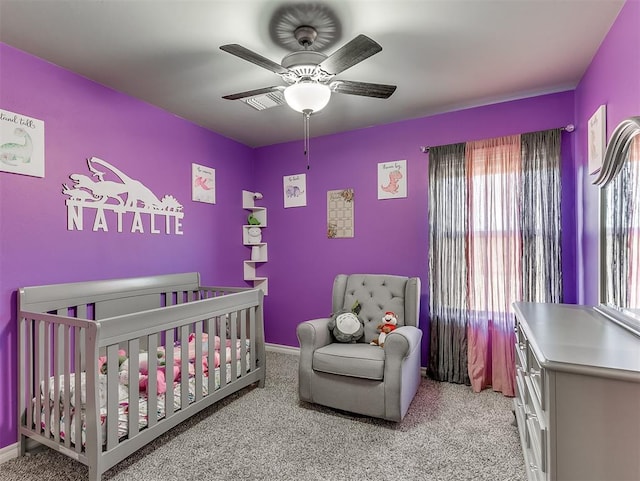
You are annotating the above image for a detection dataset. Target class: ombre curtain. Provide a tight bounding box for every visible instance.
[428,143,469,384]
[466,135,521,396]
[521,129,563,303]
[428,129,562,396]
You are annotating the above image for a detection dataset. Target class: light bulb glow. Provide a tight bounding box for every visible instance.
[284,81,331,113]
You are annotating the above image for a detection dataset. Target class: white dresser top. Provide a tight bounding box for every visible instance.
[512,302,640,381]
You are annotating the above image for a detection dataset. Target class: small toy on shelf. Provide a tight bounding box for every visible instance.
[246,226,262,244]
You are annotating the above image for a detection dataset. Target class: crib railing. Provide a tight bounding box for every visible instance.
[18,311,98,460]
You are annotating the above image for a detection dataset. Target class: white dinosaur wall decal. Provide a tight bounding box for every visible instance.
[63,157,184,234]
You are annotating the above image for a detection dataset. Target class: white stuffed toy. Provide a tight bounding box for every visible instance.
[247,226,262,244]
[328,310,364,343]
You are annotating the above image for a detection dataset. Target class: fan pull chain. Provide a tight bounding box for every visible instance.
[303,109,312,170]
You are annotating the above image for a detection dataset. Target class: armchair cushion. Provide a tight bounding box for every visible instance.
[313,343,385,380]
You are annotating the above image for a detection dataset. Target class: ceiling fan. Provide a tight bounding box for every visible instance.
[219,25,397,115]
[220,6,396,168]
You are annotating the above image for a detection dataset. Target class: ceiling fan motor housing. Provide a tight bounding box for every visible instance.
[281,50,328,78]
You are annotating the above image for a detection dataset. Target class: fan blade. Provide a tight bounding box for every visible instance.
[318,35,382,75]
[220,44,289,75]
[330,80,397,99]
[222,86,285,101]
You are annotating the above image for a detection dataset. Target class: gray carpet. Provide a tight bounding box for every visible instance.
[0,351,525,481]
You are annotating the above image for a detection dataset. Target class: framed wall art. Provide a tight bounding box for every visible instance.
[378,159,407,199]
[0,109,45,178]
[192,163,215,204]
[588,104,606,175]
[284,173,306,208]
[327,188,354,238]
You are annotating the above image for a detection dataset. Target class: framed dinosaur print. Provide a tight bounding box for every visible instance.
[378,159,406,199]
[283,173,306,208]
[192,163,216,204]
[0,109,45,178]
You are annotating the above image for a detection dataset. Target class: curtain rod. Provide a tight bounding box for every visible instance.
[419,123,575,153]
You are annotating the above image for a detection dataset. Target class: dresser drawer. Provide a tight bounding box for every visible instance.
[514,373,529,448]
[515,368,526,404]
[527,349,545,410]
[525,407,547,476]
[515,321,528,371]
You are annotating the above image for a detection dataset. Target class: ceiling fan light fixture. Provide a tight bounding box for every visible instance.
[284,81,331,113]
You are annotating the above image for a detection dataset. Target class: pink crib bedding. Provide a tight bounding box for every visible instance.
[35,334,251,446]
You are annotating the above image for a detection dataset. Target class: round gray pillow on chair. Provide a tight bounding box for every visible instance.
[327,310,364,342]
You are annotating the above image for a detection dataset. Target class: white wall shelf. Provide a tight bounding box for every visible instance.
[242,190,267,295]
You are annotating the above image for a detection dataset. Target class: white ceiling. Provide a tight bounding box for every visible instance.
[0,0,625,148]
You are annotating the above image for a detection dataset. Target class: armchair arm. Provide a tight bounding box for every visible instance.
[383,325,423,421]
[383,325,422,360]
[297,318,333,402]
[296,318,333,351]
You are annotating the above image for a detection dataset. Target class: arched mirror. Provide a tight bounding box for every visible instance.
[594,116,640,335]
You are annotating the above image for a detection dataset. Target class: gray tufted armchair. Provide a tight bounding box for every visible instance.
[296,274,422,421]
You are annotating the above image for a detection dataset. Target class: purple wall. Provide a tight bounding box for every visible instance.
[254,92,576,358]
[0,44,255,450]
[574,0,640,305]
[0,0,636,454]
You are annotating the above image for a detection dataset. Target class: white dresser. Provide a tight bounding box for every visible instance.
[513,302,640,481]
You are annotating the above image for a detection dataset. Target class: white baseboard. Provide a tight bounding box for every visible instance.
[265,343,300,356]
[0,442,18,465]
[1,438,50,465]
